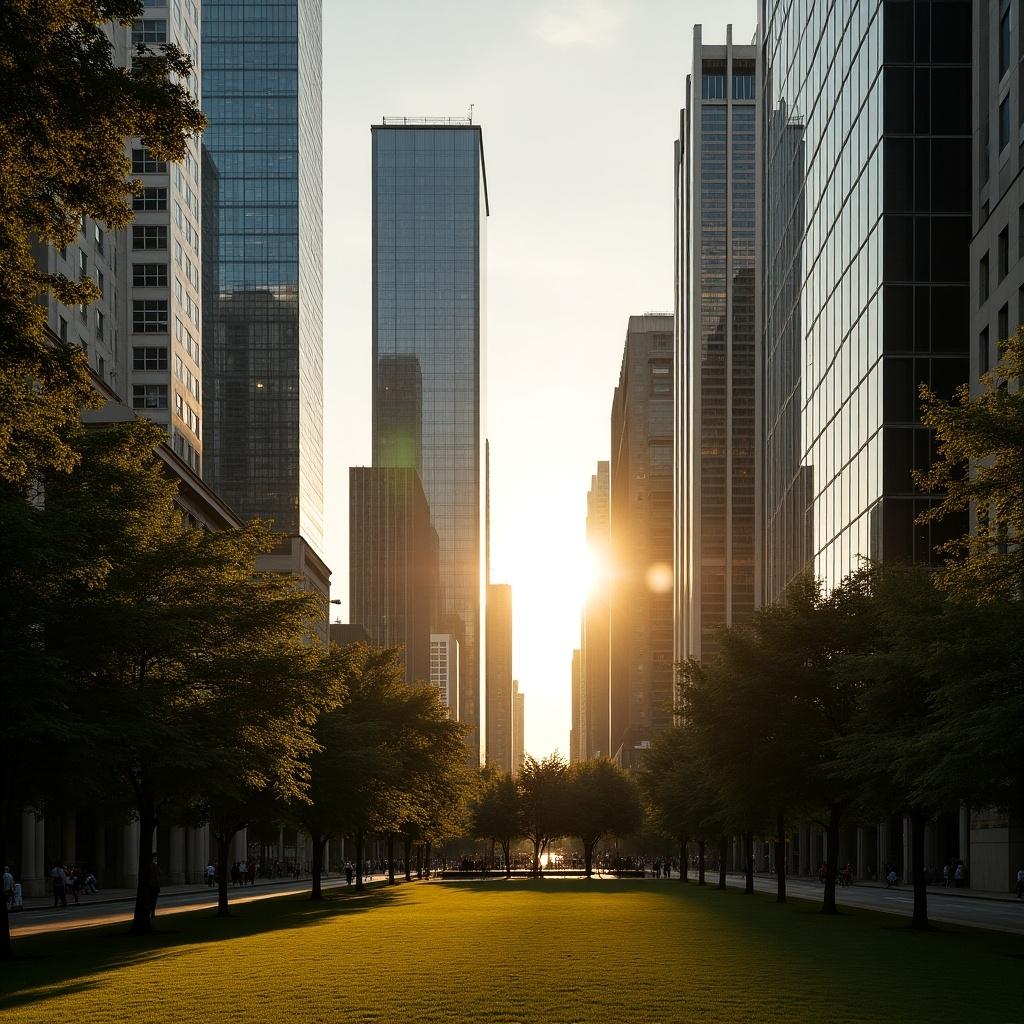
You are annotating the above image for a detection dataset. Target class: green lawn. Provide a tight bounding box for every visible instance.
[1,880,1022,1023]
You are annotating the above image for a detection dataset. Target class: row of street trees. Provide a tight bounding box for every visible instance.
[639,330,1024,930]
[473,755,643,877]
[0,419,472,959]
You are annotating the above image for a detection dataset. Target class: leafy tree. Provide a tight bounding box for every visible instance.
[472,771,522,877]
[564,759,643,878]
[517,753,568,875]
[47,421,328,934]
[916,326,1024,602]
[0,1,204,487]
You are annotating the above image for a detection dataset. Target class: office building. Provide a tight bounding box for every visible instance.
[485,583,514,773]
[512,680,525,774]
[608,314,674,766]
[371,118,489,760]
[760,0,973,883]
[329,623,371,647]
[675,27,757,667]
[430,633,460,720]
[201,0,329,617]
[349,467,438,683]
[570,648,583,764]
[581,461,611,758]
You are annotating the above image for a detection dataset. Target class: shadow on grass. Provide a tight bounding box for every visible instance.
[0,882,413,1014]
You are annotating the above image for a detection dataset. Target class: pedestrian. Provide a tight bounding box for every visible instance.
[1,865,13,910]
[69,867,82,904]
[1016,865,1024,899]
[230,861,240,886]
[886,867,898,888]
[50,862,67,908]
[83,872,97,895]
[954,861,965,888]
[943,862,951,888]
[205,862,215,887]
[345,861,353,886]
[146,853,161,920]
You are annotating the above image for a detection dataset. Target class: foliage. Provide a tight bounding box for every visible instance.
[563,759,643,876]
[471,771,522,876]
[915,326,1024,602]
[517,753,568,875]
[0,0,205,487]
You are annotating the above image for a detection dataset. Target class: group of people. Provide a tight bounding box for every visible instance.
[942,860,969,888]
[49,863,99,907]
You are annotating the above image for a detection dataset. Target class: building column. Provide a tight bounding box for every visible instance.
[231,828,248,863]
[61,811,77,865]
[94,824,106,881]
[277,826,285,867]
[167,826,186,885]
[855,827,865,880]
[959,803,969,862]
[122,821,140,890]
[21,811,46,898]
[902,815,911,883]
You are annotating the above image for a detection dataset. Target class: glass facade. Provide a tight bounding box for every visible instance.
[371,124,487,757]
[761,0,971,599]
[676,35,758,665]
[201,0,324,552]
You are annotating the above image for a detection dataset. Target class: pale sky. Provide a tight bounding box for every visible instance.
[321,0,756,759]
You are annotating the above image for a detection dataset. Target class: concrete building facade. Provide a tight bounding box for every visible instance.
[512,680,525,775]
[580,461,611,759]
[485,583,514,773]
[430,634,460,720]
[608,314,674,767]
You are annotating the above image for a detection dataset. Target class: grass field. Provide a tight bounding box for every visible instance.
[1,880,1022,1023]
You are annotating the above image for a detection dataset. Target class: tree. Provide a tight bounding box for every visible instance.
[564,759,643,878]
[47,420,330,934]
[517,754,568,876]
[916,326,1024,602]
[472,771,522,877]
[0,1,205,487]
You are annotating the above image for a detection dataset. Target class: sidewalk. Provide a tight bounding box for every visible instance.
[13,874,328,914]
[749,872,1021,904]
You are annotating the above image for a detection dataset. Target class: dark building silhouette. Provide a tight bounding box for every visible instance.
[581,461,610,758]
[485,583,514,773]
[608,314,674,767]
[349,467,438,683]
[329,623,371,647]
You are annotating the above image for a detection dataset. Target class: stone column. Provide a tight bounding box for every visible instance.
[122,821,140,890]
[94,824,106,880]
[855,827,865,880]
[959,803,969,862]
[61,812,77,865]
[21,811,46,897]
[168,826,186,884]
[231,827,248,863]
[277,826,285,867]
[902,814,911,883]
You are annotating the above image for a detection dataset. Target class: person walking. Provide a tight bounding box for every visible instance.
[205,862,215,887]
[1015,865,1024,899]
[2,865,13,910]
[50,862,67,908]
[146,854,161,920]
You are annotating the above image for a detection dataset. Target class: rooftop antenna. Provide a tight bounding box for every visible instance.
[468,103,475,123]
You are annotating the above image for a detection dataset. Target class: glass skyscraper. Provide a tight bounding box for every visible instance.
[675,27,758,666]
[371,121,488,759]
[761,0,971,599]
[201,0,325,557]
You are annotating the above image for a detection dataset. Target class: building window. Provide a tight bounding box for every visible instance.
[132,298,168,333]
[980,252,990,304]
[97,355,105,378]
[133,262,168,287]
[94,224,104,254]
[131,148,167,174]
[132,225,167,250]
[999,96,1010,152]
[96,309,104,340]
[1000,0,1012,78]
[999,302,1009,342]
[97,270,104,297]
[79,249,87,275]
[999,227,1010,280]
[701,60,726,99]
[979,327,990,375]
[133,346,168,370]
[132,19,167,44]
[650,361,672,395]
[58,316,68,343]
[132,186,168,211]
[132,384,168,409]
[732,61,755,99]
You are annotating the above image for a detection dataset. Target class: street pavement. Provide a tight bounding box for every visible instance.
[723,873,1024,934]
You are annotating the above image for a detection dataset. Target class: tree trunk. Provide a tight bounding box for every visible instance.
[775,809,787,904]
[698,840,706,886]
[679,837,688,882]
[583,839,593,878]
[821,804,842,915]
[129,803,157,934]
[403,837,412,882]
[490,837,495,874]
[910,806,929,930]
[502,839,511,877]
[310,829,324,900]
[718,837,728,890]
[424,840,432,879]
[0,817,11,961]
[387,835,396,885]
[216,831,232,916]
[354,832,364,891]
[532,838,541,877]
[416,844,423,879]
[743,832,754,895]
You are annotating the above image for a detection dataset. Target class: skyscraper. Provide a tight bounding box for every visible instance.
[371,118,489,760]
[608,314,674,767]
[512,680,525,774]
[761,0,971,599]
[675,27,758,667]
[581,461,611,758]
[201,0,328,609]
[430,634,460,720]
[349,467,438,683]
[570,648,582,764]
[486,583,513,773]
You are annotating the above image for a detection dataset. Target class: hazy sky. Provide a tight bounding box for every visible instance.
[321,0,756,759]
